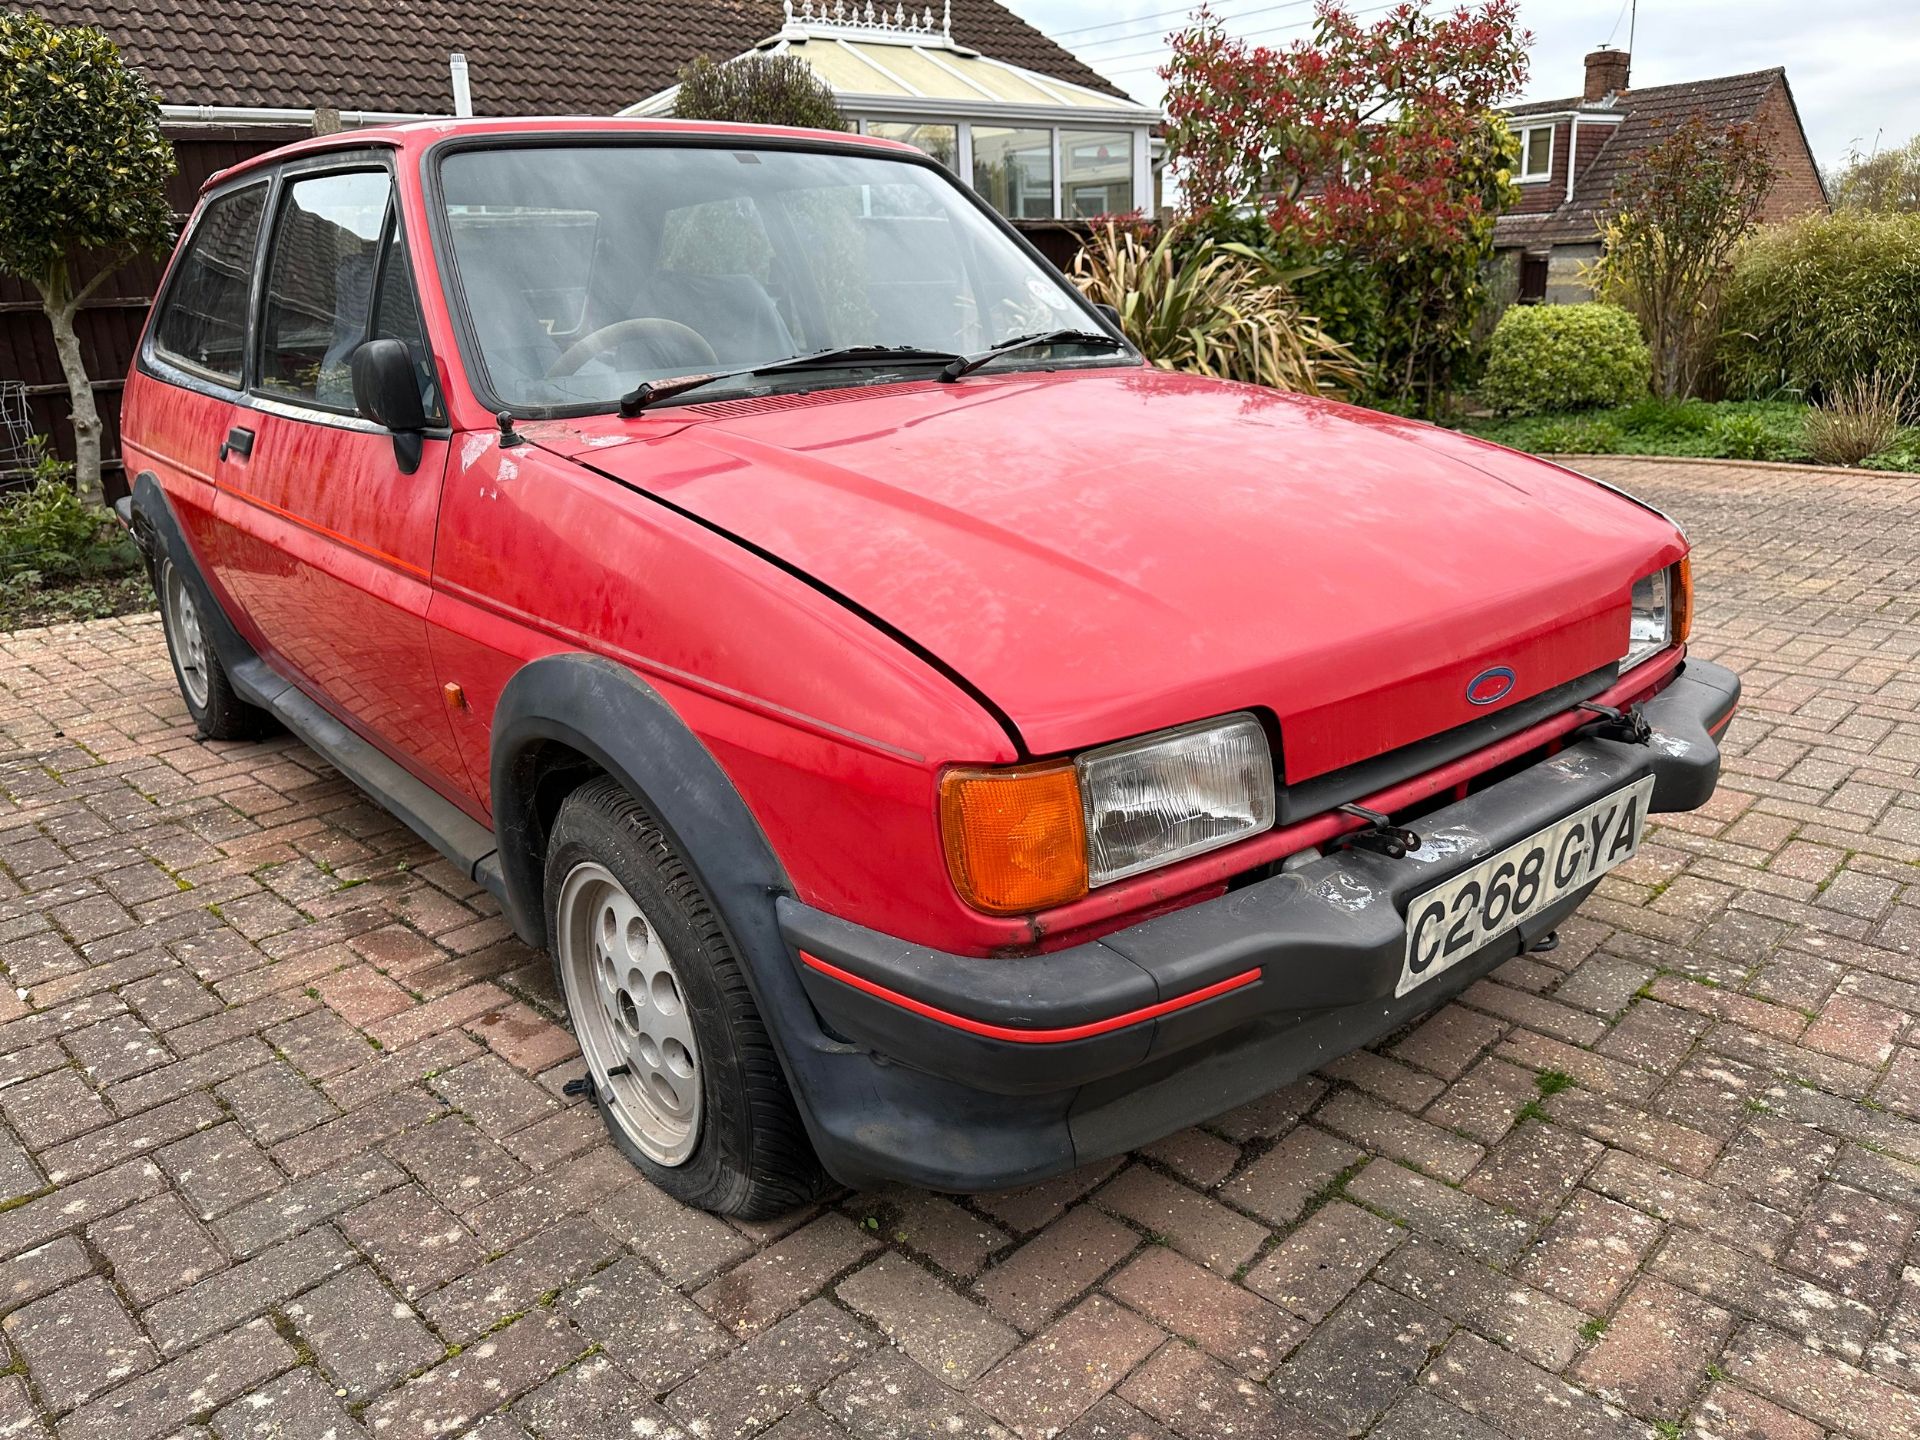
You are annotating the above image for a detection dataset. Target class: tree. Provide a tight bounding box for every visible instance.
[670,53,847,131]
[1831,133,1920,214]
[1590,113,1776,399]
[1160,1,1528,414]
[0,12,175,504]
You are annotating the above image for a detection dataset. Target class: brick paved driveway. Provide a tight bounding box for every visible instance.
[1,457,1917,1440]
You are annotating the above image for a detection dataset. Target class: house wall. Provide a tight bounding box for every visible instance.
[1752,80,1829,221]
[1545,242,1603,303]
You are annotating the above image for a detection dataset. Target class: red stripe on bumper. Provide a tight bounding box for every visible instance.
[797,952,1262,1044]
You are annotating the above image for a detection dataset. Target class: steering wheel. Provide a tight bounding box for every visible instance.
[545,317,718,380]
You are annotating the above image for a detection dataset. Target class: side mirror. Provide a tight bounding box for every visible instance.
[351,338,428,473]
[1094,302,1124,335]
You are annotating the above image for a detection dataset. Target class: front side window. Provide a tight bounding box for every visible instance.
[152,184,267,385]
[258,170,393,409]
[439,144,1111,412]
[972,127,1053,219]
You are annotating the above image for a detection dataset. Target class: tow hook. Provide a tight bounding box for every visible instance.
[1335,803,1421,860]
[1577,700,1652,746]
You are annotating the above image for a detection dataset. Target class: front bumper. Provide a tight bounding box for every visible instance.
[775,659,1738,1192]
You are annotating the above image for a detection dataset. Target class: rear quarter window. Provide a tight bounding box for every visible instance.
[152,184,267,384]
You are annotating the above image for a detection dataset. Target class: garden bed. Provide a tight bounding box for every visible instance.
[1460,397,1920,472]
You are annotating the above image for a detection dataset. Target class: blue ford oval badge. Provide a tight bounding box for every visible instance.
[1467,667,1516,706]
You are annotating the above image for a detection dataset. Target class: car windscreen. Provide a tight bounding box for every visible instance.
[436,142,1111,412]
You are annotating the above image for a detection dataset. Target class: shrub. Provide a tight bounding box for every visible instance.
[670,53,846,130]
[1070,221,1366,397]
[1618,395,1716,439]
[1803,373,1907,466]
[1480,304,1650,416]
[1708,411,1781,461]
[1719,211,1920,410]
[1529,417,1623,454]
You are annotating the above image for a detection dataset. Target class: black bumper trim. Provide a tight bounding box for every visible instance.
[776,659,1737,1187]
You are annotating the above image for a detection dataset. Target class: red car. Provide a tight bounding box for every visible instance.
[120,117,1737,1218]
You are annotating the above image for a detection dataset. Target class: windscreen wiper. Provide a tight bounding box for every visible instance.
[618,345,962,416]
[938,329,1129,382]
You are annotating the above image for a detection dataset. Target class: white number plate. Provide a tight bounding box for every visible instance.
[1399,775,1655,998]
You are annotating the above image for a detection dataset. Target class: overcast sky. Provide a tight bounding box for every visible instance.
[1007,0,1920,171]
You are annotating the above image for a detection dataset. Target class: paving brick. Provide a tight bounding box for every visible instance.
[1244,1199,1401,1322]
[207,1365,370,1440]
[0,1238,93,1316]
[1220,1125,1362,1227]
[1391,1004,1508,1081]
[1374,1234,1589,1372]
[1572,1274,1733,1420]
[1135,1127,1239,1190]
[1345,1160,1533,1268]
[509,1351,686,1439]
[1781,1179,1914,1307]
[423,1215,616,1341]
[586,1171,755,1286]
[284,1265,441,1402]
[213,1063,338,1147]
[1460,1118,1603,1218]
[86,1194,222,1305]
[0,1160,165,1262]
[42,1092,220,1184]
[428,1055,556,1137]
[1055,1395,1178,1440]
[214,1156,403,1258]
[695,1213,880,1336]
[0,1069,109,1150]
[664,1299,875,1440]
[1586,1149,1794,1261]
[158,1122,281,1220]
[976,1205,1140,1333]
[1688,1381,1824,1440]
[1092,1164,1266,1274]
[1649,1225,1880,1360]
[1273,1281,1446,1435]
[336,1181,483,1296]
[1118,1340,1339,1440]
[144,1225,357,1355]
[1104,1246,1303,1380]
[57,1317,294,1440]
[1316,1090,1485,1182]
[4,1276,156,1411]
[1518,1189,1664,1314]
[837,1252,1018,1386]
[1422,1331,1648,1440]
[821,1348,1014,1440]
[560,1253,734,1394]
[974,1296,1165,1439]
[362,1309,582,1438]
[973,1160,1126,1235]
[1727,1321,1920,1440]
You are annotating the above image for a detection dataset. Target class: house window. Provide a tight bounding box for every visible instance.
[1060,130,1135,218]
[1517,123,1554,183]
[972,126,1054,219]
[863,121,958,169]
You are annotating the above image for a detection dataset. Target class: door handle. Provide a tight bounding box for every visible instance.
[220,426,255,462]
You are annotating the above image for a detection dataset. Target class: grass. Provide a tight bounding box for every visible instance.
[1460,396,1920,472]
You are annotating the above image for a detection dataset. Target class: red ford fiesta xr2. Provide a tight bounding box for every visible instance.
[120,117,1738,1217]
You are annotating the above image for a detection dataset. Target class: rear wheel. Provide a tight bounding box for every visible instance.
[157,558,274,741]
[546,777,825,1218]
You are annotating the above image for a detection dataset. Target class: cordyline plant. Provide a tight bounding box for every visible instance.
[0,12,175,504]
[1590,113,1776,399]
[1161,1,1528,413]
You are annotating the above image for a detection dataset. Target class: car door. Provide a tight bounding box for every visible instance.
[125,180,268,608]
[208,157,471,802]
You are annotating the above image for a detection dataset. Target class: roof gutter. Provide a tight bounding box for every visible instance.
[159,104,440,127]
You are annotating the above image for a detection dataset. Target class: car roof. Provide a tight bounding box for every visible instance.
[200,115,918,194]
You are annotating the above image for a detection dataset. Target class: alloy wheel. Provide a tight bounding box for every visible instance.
[160,560,211,710]
[555,860,702,1165]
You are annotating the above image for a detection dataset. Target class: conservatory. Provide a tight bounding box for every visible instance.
[624,0,1164,221]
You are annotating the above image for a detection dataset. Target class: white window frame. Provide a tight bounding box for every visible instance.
[855,116,1153,221]
[1516,123,1555,184]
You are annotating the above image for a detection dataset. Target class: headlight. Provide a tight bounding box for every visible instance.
[939,714,1276,914]
[1623,560,1691,671]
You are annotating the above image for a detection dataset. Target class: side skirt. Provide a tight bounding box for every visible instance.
[129,472,509,916]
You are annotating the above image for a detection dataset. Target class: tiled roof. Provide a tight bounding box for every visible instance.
[1495,67,1788,246]
[32,0,1131,117]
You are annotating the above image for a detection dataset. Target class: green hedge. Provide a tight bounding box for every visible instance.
[1719,211,1920,406]
[1479,303,1650,416]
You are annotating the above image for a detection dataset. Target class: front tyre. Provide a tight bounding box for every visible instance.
[156,558,275,741]
[545,777,825,1218]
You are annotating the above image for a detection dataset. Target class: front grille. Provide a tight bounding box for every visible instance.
[1272,664,1618,825]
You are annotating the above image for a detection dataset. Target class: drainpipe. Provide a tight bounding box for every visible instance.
[450,53,473,118]
[1565,115,1580,204]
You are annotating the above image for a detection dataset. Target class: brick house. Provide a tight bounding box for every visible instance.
[1492,47,1828,306]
